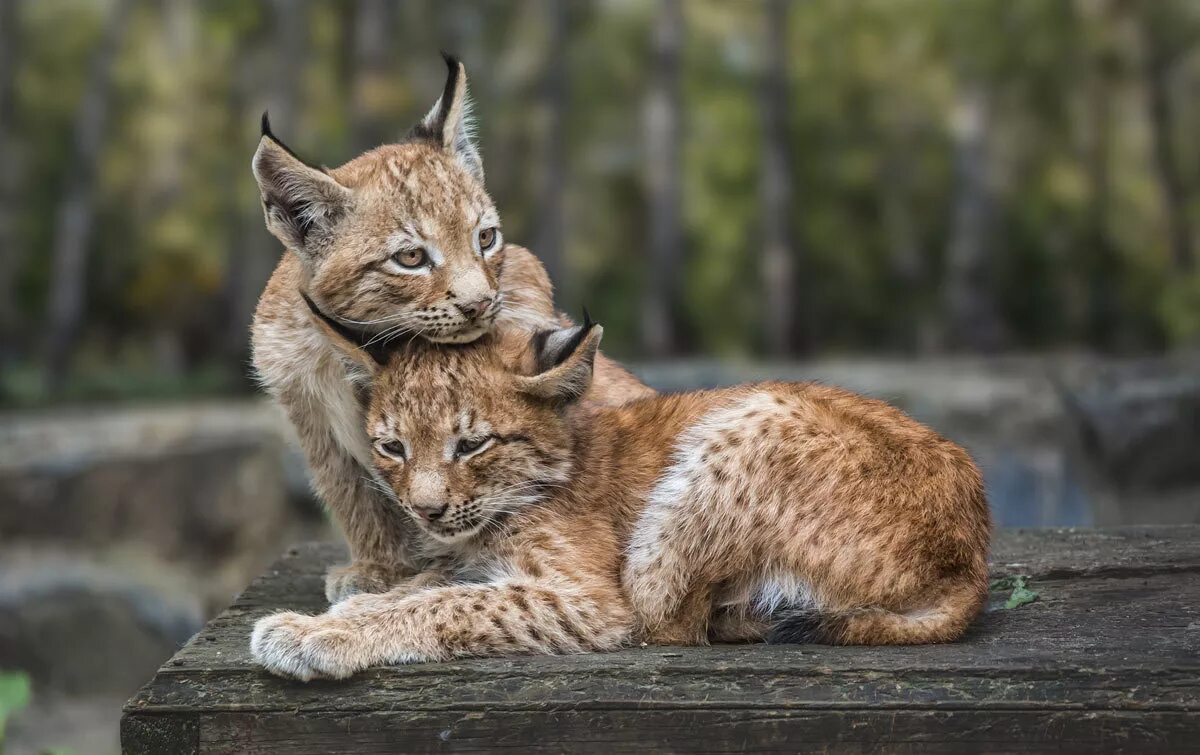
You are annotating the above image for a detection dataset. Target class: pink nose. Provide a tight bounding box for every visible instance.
[455,295,494,320]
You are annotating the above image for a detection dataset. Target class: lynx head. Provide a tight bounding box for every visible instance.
[307,298,602,544]
[253,54,503,344]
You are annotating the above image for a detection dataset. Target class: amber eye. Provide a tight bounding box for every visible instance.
[377,439,407,460]
[393,247,427,269]
[478,227,498,253]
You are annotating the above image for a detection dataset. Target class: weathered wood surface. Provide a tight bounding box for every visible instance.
[122,527,1200,754]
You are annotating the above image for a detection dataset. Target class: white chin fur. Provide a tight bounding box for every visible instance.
[426,523,483,544]
[425,326,490,344]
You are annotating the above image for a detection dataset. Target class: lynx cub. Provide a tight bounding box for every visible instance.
[251,311,992,680]
[250,56,650,603]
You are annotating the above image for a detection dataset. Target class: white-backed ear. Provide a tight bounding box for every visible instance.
[252,113,352,258]
[515,316,602,405]
[413,53,483,181]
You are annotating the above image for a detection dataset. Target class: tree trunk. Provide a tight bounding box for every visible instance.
[350,0,392,152]
[532,0,569,294]
[264,0,305,141]
[222,0,308,372]
[0,0,20,368]
[220,56,257,376]
[149,0,196,376]
[43,0,135,391]
[483,2,540,247]
[154,0,194,206]
[882,141,927,352]
[1139,13,1193,274]
[942,81,1005,352]
[760,0,797,356]
[1079,5,1119,349]
[642,0,684,357]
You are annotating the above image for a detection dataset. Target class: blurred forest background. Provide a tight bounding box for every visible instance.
[4,0,1200,407]
[4,2,1200,750]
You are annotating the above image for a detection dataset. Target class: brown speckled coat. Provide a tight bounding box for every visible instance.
[251,322,991,681]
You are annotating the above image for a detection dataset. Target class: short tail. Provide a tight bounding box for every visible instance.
[768,581,986,646]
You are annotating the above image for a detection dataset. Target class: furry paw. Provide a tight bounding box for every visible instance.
[250,611,363,681]
[324,561,408,604]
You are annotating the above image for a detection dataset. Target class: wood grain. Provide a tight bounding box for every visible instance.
[122,527,1200,754]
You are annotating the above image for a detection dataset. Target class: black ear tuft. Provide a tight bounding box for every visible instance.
[532,316,601,374]
[407,52,483,180]
[529,329,554,371]
[439,54,459,120]
[516,321,602,404]
[556,325,590,366]
[411,53,462,144]
[433,51,462,137]
[301,293,392,367]
[257,111,324,173]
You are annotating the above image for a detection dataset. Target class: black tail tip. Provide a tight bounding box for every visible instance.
[767,610,830,645]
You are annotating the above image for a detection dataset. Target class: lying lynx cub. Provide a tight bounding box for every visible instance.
[250,56,650,602]
[251,311,992,680]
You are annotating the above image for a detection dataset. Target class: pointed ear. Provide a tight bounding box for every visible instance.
[252,113,352,257]
[411,53,483,181]
[515,317,603,404]
[301,293,389,376]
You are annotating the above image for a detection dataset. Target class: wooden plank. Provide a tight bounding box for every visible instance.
[197,710,1197,754]
[989,526,1200,578]
[119,712,198,755]
[122,527,1200,754]
[125,572,1200,710]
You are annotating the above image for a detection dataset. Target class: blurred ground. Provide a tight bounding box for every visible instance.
[2,353,1198,752]
[0,401,331,754]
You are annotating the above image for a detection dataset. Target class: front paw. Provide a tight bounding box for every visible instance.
[325,561,408,604]
[250,611,364,681]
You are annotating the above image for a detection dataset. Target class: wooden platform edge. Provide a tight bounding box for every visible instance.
[120,526,1200,754]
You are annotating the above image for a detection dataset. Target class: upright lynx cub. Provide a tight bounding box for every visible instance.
[250,56,651,602]
[251,311,992,680]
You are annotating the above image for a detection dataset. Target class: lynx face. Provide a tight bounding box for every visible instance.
[370,356,569,542]
[296,142,504,344]
[310,308,603,545]
[253,56,506,344]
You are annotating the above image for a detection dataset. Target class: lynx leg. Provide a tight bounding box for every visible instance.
[253,580,632,680]
[278,391,420,602]
[623,486,727,644]
[324,560,440,603]
[624,393,788,644]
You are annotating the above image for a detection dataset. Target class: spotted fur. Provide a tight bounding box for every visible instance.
[250,57,652,603]
[251,321,992,680]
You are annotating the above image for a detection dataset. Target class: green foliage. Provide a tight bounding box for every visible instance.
[990,575,1040,610]
[0,670,78,755]
[1161,273,1200,346]
[0,670,31,746]
[4,0,1200,405]
[1,359,236,409]
[682,0,760,355]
